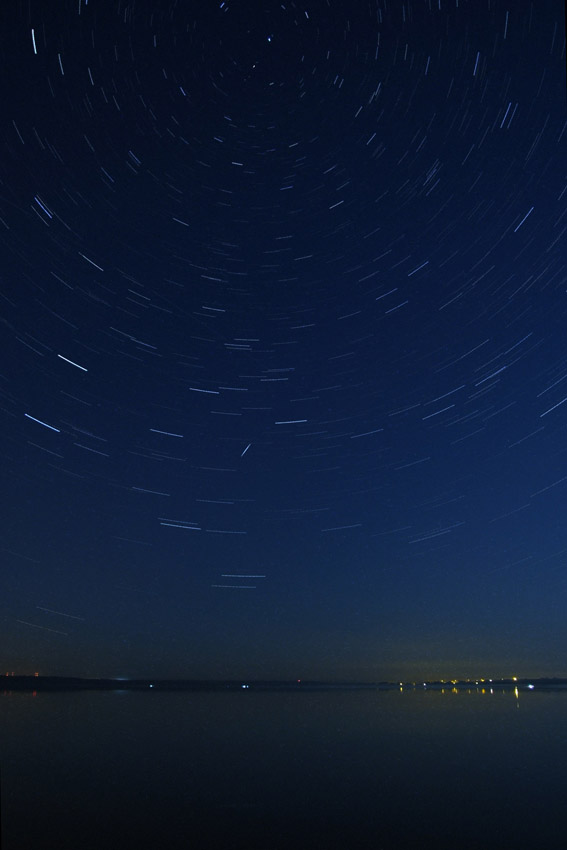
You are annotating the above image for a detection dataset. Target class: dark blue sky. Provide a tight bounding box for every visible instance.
[1,0,566,681]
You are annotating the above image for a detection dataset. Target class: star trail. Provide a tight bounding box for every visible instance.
[1,0,566,681]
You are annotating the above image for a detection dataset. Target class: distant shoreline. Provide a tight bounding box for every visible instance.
[3,676,567,692]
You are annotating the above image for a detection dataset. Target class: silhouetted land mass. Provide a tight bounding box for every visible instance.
[3,676,567,692]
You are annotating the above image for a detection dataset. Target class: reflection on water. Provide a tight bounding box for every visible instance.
[1,689,565,850]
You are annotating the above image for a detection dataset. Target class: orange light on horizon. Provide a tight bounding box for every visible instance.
[5,672,39,677]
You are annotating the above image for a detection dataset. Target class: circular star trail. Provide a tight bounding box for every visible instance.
[1,0,566,679]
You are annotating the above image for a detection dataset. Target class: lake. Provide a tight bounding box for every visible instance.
[1,688,565,849]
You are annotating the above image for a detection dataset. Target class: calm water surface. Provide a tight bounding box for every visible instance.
[1,689,565,849]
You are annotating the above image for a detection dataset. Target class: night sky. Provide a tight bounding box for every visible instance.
[1,0,566,681]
